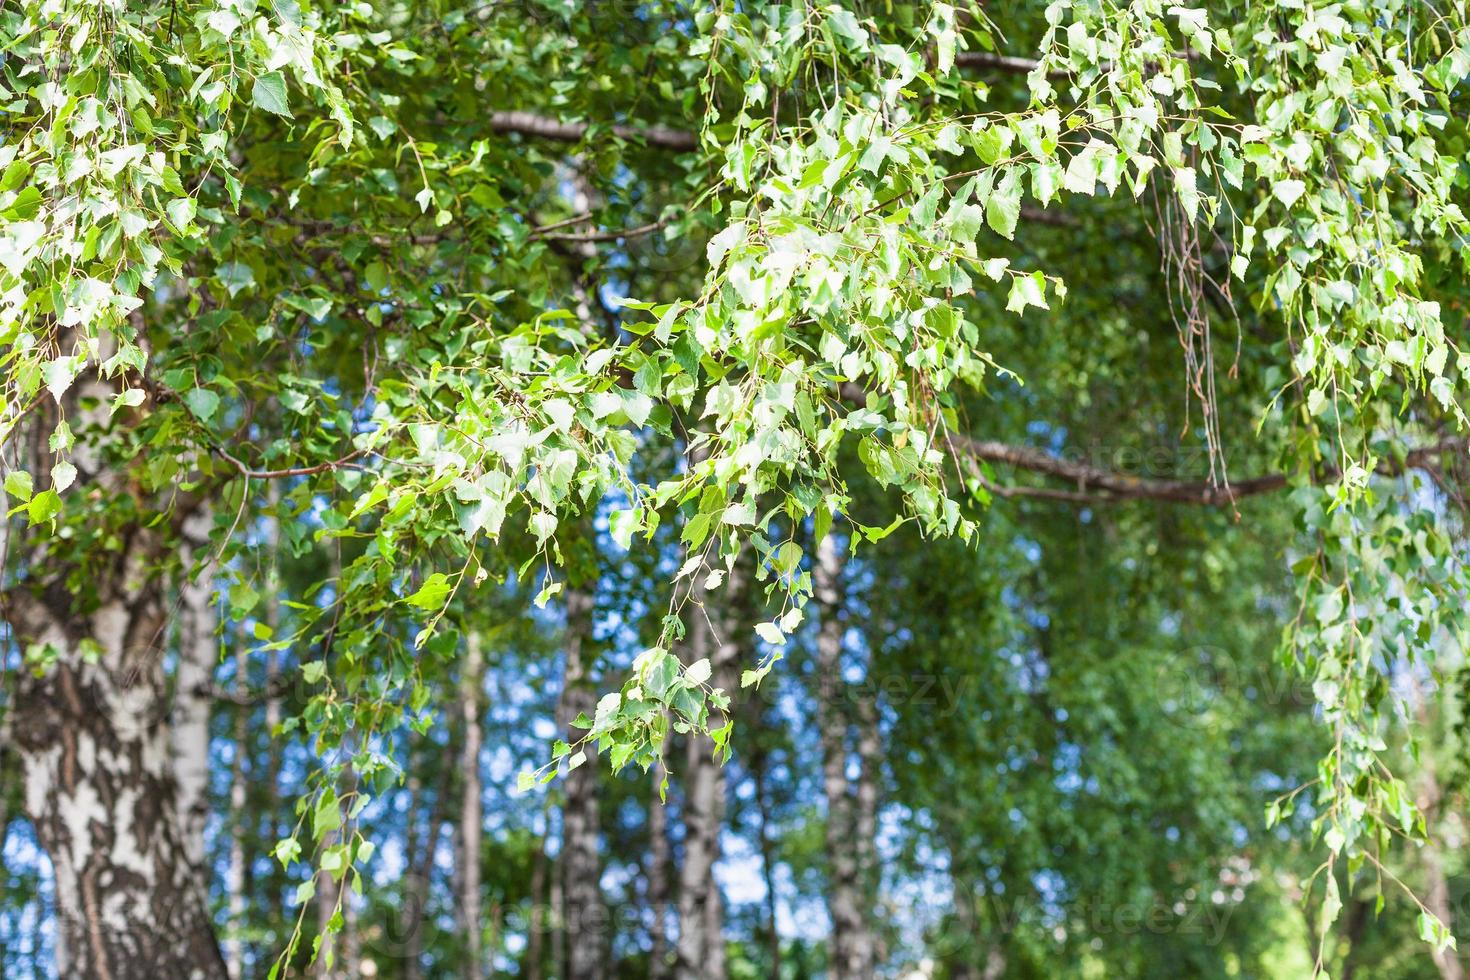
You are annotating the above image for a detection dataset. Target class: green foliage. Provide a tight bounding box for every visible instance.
[5,0,1470,971]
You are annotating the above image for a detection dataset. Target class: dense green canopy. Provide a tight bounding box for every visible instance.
[2,0,1469,977]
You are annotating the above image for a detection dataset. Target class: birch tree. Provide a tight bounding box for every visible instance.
[5,0,1470,974]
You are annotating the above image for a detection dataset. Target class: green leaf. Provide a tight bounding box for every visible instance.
[26,489,61,526]
[685,658,712,685]
[1005,271,1049,314]
[165,197,196,230]
[252,71,292,117]
[610,509,640,550]
[986,170,1023,240]
[1321,874,1342,932]
[273,837,302,869]
[229,581,261,617]
[216,262,256,297]
[312,791,342,840]
[4,470,33,502]
[43,359,77,401]
[405,573,453,610]
[1173,166,1199,222]
[755,622,786,646]
[722,502,755,526]
[113,389,147,413]
[610,742,637,771]
[1273,179,1306,208]
[184,387,220,424]
[50,461,76,493]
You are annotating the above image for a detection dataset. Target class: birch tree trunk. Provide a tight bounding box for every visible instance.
[753,745,782,980]
[316,790,344,979]
[556,584,607,980]
[852,649,882,974]
[0,747,12,969]
[647,761,673,980]
[675,563,742,980]
[400,766,425,980]
[170,521,218,878]
[7,547,229,979]
[459,632,485,980]
[405,750,451,980]
[262,487,286,932]
[526,827,547,980]
[814,533,873,980]
[1421,832,1465,980]
[550,853,566,980]
[1417,738,1464,977]
[225,629,250,980]
[3,339,228,977]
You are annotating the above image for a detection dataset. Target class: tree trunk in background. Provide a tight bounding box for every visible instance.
[557,585,607,980]
[814,533,871,980]
[32,894,46,980]
[852,654,882,973]
[404,747,451,980]
[459,632,486,980]
[753,746,782,980]
[401,767,425,980]
[1422,832,1465,980]
[343,878,360,979]
[948,871,979,980]
[1339,897,1371,980]
[316,800,343,979]
[6,549,229,979]
[550,854,566,980]
[226,625,251,979]
[0,748,12,969]
[1416,761,1463,980]
[675,563,742,980]
[527,827,548,980]
[262,488,286,932]
[647,761,673,980]
[1410,680,1465,980]
[943,828,1006,980]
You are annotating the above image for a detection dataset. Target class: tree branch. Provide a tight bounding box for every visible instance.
[954,51,1054,75]
[943,430,1287,505]
[946,431,1469,507]
[837,382,1467,507]
[489,111,698,151]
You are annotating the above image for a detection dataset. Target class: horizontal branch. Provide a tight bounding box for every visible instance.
[488,45,1206,154]
[944,430,1285,505]
[954,51,1056,76]
[489,111,698,151]
[838,382,1466,507]
[946,432,1469,507]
